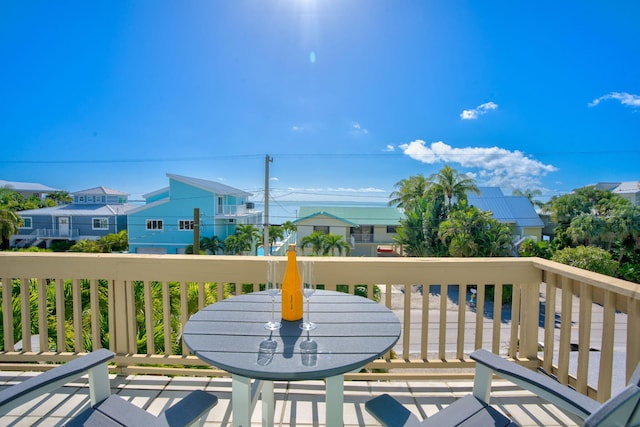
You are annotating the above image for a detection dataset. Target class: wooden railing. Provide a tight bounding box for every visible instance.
[1,252,638,403]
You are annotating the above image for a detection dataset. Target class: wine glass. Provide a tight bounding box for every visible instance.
[264,260,281,330]
[300,260,316,331]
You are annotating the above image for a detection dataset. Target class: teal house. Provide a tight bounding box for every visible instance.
[127,173,262,254]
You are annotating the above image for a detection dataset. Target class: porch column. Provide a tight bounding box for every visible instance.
[110,280,137,354]
[519,281,540,358]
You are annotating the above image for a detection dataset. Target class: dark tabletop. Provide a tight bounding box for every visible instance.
[183,290,401,381]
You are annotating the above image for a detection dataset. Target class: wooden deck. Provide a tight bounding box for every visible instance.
[0,372,582,426]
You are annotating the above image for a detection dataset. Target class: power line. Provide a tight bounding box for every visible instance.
[1,154,265,165]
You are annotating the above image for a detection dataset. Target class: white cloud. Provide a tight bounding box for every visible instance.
[460,101,499,120]
[270,177,279,182]
[350,121,369,136]
[383,145,395,152]
[589,92,640,108]
[399,140,557,190]
[291,125,304,132]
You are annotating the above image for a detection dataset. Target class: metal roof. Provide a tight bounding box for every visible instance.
[17,204,138,216]
[0,180,60,193]
[72,186,129,196]
[295,206,403,226]
[167,173,252,197]
[612,181,640,194]
[468,187,543,228]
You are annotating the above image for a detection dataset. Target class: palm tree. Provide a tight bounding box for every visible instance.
[428,165,480,208]
[388,174,429,208]
[438,206,512,257]
[0,208,22,247]
[200,236,224,254]
[268,225,284,246]
[223,234,243,255]
[447,233,479,257]
[393,196,445,257]
[438,209,479,256]
[567,213,606,246]
[0,188,24,210]
[322,234,351,256]
[482,221,513,256]
[235,224,260,254]
[300,231,325,255]
[46,191,73,205]
[610,205,640,261]
[281,221,297,236]
[98,230,128,252]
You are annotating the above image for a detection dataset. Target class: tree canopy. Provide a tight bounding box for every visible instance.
[391,166,504,258]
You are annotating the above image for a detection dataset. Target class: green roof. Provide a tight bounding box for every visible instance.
[295,206,404,226]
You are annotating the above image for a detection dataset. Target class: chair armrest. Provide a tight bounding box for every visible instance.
[0,348,114,414]
[160,390,219,427]
[470,349,600,419]
[365,393,423,427]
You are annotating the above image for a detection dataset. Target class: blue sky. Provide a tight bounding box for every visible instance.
[1,1,638,205]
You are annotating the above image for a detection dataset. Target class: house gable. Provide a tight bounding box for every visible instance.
[294,211,359,227]
[127,173,260,254]
[73,186,129,205]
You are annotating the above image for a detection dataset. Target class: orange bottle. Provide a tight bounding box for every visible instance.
[281,244,303,321]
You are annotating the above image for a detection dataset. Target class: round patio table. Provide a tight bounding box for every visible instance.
[183,289,400,427]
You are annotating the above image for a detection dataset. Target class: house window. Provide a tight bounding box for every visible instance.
[313,226,329,234]
[146,219,164,230]
[387,225,398,234]
[350,225,373,242]
[20,217,32,229]
[93,218,109,230]
[78,196,85,203]
[179,220,194,230]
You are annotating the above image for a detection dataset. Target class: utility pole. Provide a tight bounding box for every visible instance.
[193,207,200,254]
[264,155,273,256]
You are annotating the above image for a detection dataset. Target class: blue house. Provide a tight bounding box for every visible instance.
[127,173,262,254]
[11,186,135,248]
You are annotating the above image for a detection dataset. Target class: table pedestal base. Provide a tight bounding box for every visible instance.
[231,374,345,427]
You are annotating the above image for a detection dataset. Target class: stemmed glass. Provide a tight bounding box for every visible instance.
[300,260,316,331]
[264,260,282,330]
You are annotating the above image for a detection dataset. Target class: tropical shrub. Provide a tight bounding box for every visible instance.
[518,239,552,259]
[551,245,618,276]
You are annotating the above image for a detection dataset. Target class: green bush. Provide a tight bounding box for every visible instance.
[518,239,552,259]
[551,245,618,276]
[618,262,640,283]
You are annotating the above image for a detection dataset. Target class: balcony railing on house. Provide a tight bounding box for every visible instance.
[0,253,639,405]
[216,203,259,217]
[11,229,80,247]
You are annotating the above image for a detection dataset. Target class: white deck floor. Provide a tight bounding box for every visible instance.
[0,371,582,426]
